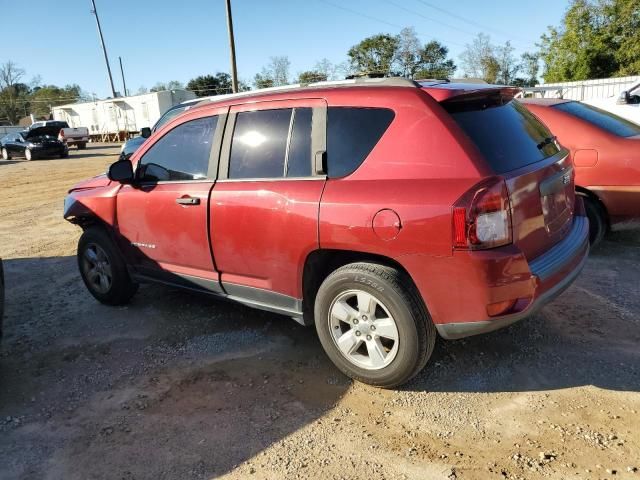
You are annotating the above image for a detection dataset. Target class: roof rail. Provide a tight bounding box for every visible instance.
[193,77,420,107]
[308,77,420,88]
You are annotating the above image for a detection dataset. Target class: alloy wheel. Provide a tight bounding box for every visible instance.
[328,289,400,370]
[81,243,113,294]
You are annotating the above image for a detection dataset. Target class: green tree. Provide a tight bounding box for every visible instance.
[517,52,541,87]
[297,71,328,84]
[28,84,82,118]
[186,73,233,97]
[348,34,400,76]
[601,0,640,76]
[414,41,456,79]
[150,80,184,93]
[539,0,622,82]
[253,73,275,89]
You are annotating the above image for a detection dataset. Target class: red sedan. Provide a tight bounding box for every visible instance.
[522,98,640,244]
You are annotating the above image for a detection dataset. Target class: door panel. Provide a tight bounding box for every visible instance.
[116,182,220,290]
[210,179,325,299]
[211,99,327,302]
[114,111,225,292]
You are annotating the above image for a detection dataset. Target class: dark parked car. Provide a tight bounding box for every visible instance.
[1,125,68,160]
[119,98,205,160]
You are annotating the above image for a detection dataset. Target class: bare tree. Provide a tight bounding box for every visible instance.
[395,27,421,77]
[495,41,520,84]
[459,33,497,81]
[254,56,291,88]
[0,61,28,124]
[314,58,339,81]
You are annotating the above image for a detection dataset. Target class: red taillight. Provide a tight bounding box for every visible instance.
[453,177,513,250]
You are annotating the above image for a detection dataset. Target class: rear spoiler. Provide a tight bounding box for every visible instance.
[424,85,522,103]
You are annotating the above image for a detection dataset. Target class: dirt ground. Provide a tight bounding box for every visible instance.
[0,144,639,480]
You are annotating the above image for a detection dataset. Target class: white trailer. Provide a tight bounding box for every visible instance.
[522,76,640,125]
[52,89,196,142]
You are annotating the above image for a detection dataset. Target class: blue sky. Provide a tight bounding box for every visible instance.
[1,0,569,98]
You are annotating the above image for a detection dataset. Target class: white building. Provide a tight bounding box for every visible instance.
[52,89,196,141]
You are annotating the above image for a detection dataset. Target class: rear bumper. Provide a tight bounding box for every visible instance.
[434,215,590,340]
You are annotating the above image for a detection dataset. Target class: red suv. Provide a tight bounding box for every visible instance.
[64,78,589,387]
[521,98,640,245]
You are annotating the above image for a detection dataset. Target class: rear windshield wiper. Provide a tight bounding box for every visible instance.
[537,136,557,150]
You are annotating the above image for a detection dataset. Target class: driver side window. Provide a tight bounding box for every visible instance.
[138,116,218,182]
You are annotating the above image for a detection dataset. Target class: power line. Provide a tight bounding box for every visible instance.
[318,0,466,47]
[412,0,536,47]
[385,0,482,40]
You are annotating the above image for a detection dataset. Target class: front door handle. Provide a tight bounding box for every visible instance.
[176,196,200,205]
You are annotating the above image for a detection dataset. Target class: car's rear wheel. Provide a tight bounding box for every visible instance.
[77,142,86,150]
[314,262,436,388]
[1,148,10,160]
[78,227,138,305]
[60,150,69,159]
[24,148,32,161]
[581,194,606,247]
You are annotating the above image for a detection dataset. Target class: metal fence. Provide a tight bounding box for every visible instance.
[523,76,640,100]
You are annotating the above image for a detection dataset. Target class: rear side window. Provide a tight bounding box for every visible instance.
[138,116,217,182]
[287,108,313,177]
[327,107,395,178]
[229,109,292,179]
[228,107,314,179]
[445,96,560,174]
[552,101,640,137]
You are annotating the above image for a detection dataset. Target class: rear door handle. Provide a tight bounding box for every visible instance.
[176,196,200,205]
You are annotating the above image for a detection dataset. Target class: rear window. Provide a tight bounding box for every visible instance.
[552,101,640,137]
[327,107,395,178]
[444,95,560,174]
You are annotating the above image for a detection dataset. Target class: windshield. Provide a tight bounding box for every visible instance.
[552,101,640,137]
[153,105,190,131]
[444,96,560,174]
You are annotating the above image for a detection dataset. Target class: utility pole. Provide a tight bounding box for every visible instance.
[119,56,128,97]
[90,0,117,98]
[225,0,239,93]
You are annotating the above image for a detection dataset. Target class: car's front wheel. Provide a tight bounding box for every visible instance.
[24,148,32,161]
[314,262,436,388]
[77,142,86,150]
[1,148,10,160]
[78,227,138,305]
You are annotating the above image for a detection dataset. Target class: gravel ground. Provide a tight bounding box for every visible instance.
[0,144,639,480]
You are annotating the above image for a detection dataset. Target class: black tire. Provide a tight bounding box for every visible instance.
[1,148,10,160]
[77,142,86,150]
[314,262,436,388]
[60,150,69,159]
[77,227,138,305]
[581,194,606,247]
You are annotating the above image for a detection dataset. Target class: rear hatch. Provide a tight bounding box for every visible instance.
[439,89,575,260]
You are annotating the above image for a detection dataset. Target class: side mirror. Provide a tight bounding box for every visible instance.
[617,90,630,105]
[140,127,151,138]
[107,159,134,184]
